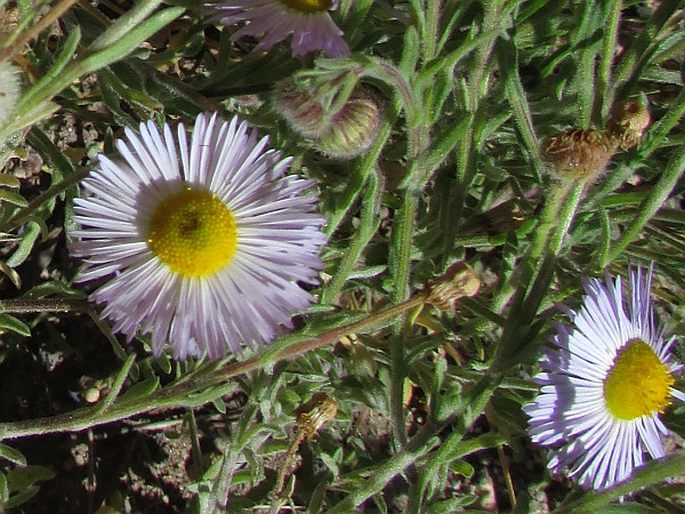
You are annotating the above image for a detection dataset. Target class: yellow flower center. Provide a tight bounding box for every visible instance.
[604,339,674,420]
[281,0,333,14]
[147,188,237,278]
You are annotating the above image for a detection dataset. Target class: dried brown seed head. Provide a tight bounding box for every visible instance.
[542,128,617,181]
[608,99,651,151]
[426,262,481,310]
[296,392,338,440]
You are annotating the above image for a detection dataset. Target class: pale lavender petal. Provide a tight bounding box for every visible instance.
[525,264,684,490]
[70,112,326,360]
[206,0,350,58]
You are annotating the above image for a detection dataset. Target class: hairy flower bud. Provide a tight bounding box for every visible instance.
[273,80,328,138]
[313,90,381,160]
[274,77,382,161]
[542,128,617,181]
[608,98,651,151]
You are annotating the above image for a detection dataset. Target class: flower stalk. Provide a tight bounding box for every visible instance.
[0,266,475,440]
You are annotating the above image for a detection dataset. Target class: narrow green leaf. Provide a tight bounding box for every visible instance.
[211,397,226,414]
[608,0,681,106]
[450,432,507,461]
[449,459,474,478]
[0,313,31,337]
[0,189,28,207]
[6,222,41,268]
[0,444,26,466]
[19,26,82,108]
[0,175,20,188]
[498,40,544,181]
[118,377,160,404]
[27,126,77,179]
[0,261,21,289]
[430,495,479,514]
[606,144,685,264]
[90,0,165,51]
[81,7,185,73]
[3,101,61,141]
[399,26,420,76]
[2,484,39,509]
[6,465,55,491]
[0,471,8,503]
[592,505,660,514]
[96,353,137,414]
[321,169,381,302]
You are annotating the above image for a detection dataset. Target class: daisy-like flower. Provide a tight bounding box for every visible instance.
[207,0,350,58]
[525,265,684,491]
[70,113,326,361]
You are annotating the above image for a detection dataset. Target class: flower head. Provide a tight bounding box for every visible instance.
[608,97,651,151]
[312,88,381,160]
[207,0,349,58]
[542,128,617,182]
[525,265,684,490]
[70,113,326,360]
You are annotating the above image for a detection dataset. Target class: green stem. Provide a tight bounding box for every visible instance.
[325,109,396,237]
[607,0,680,106]
[604,144,685,265]
[388,190,420,449]
[489,180,584,368]
[390,190,420,307]
[325,434,440,513]
[208,443,242,513]
[0,293,428,440]
[3,168,89,233]
[320,170,381,303]
[375,61,425,158]
[490,179,573,316]
[0,298,89,313]
[186,409,203,480]
[548,181,585,254]
[384,33,438,451]
[411,373,501,508]
[572,0,597,128]
[594,0,622,122]
[423,0,442,63]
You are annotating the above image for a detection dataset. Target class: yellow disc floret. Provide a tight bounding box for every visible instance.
[604,339,674,420]
[147,188,237,278]
[281,0,333,13]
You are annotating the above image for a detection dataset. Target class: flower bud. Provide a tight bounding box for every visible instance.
[608,98,651,151]
[312,90,381,160]
[542,128,617,182]
[273,80,328,138]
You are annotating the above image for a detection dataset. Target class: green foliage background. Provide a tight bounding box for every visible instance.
[0,0,683,512]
